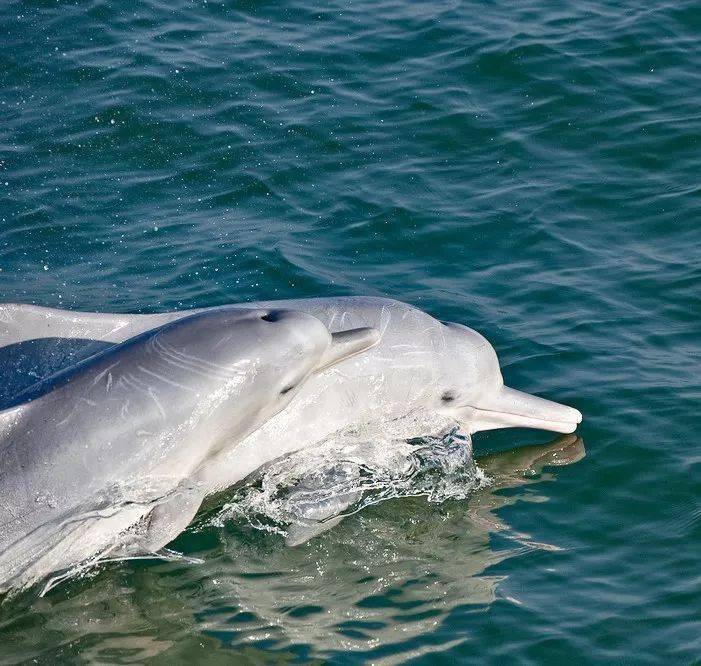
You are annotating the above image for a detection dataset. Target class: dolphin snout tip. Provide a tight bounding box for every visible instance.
[537,402,583,434]
[513,389,583,432]
[563,404,583,425]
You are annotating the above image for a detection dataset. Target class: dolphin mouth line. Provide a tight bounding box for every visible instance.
[457,385,583,434]
[465,405,581,434]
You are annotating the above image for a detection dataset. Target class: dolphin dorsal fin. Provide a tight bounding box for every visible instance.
[317,327,381,371]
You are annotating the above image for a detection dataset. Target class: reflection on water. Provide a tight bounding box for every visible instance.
[0,434,584,663]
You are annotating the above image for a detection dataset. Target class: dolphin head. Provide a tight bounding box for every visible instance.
[434,322,582,435]
[147,307,381,433]
[253,308,381,404]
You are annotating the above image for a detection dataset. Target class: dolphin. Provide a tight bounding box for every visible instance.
[0,298,582,497]
[0,297,581,587]
[0,307,379,592]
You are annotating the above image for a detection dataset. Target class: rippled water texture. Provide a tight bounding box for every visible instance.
[1,0,700,662]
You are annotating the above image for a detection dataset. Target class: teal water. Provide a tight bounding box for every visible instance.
[1,0,700,662]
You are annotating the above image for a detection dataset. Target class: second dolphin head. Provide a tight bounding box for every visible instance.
[434,322,582,434]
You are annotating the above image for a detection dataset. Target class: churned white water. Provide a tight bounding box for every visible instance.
[212,412,490,544]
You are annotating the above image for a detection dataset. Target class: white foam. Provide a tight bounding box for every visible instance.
[213,410,490,543]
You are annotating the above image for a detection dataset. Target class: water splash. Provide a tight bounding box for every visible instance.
[212,413,490,544]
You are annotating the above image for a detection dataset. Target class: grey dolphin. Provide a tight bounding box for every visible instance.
[0,307,379,592]
[0,297,582,504]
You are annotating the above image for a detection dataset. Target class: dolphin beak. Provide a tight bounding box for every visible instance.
[462,386,583,434]
[316,327,381,372]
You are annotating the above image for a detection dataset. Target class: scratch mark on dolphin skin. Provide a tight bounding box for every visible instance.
[136,365,195,392]
[211,334,234,350]
[55,400,81,427]
[152,338,229,379]
[379,304,392,338]
[120,398,131,418]
[121,373,146,392]
[0,497,20,524]
[119,374,151,405]
[147,389,167,419]
[89,361,120,389]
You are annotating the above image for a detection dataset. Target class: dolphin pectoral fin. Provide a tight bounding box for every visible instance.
[138,483,205,554]
[317,327,381,371]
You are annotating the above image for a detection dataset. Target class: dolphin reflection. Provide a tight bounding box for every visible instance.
[0,434,584,663]
[220,431,586,549]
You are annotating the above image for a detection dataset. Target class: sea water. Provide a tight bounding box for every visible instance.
[0,0,699,662]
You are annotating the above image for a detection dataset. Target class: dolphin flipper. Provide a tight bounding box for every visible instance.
[137,482,206,554]
[285,515,348,547]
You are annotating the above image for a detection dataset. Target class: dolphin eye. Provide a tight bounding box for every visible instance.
[441,390,456,403]
[280,384,296,395]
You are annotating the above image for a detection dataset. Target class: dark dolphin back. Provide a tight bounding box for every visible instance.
[0,337,114,410]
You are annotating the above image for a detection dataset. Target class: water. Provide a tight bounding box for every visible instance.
[0,0,699,662]
[215,419,480,544]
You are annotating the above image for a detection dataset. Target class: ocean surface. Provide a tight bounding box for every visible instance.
[1,0,700,662]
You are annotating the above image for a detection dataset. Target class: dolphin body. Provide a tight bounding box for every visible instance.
[0,307,379,592]
[0,297,581,589]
